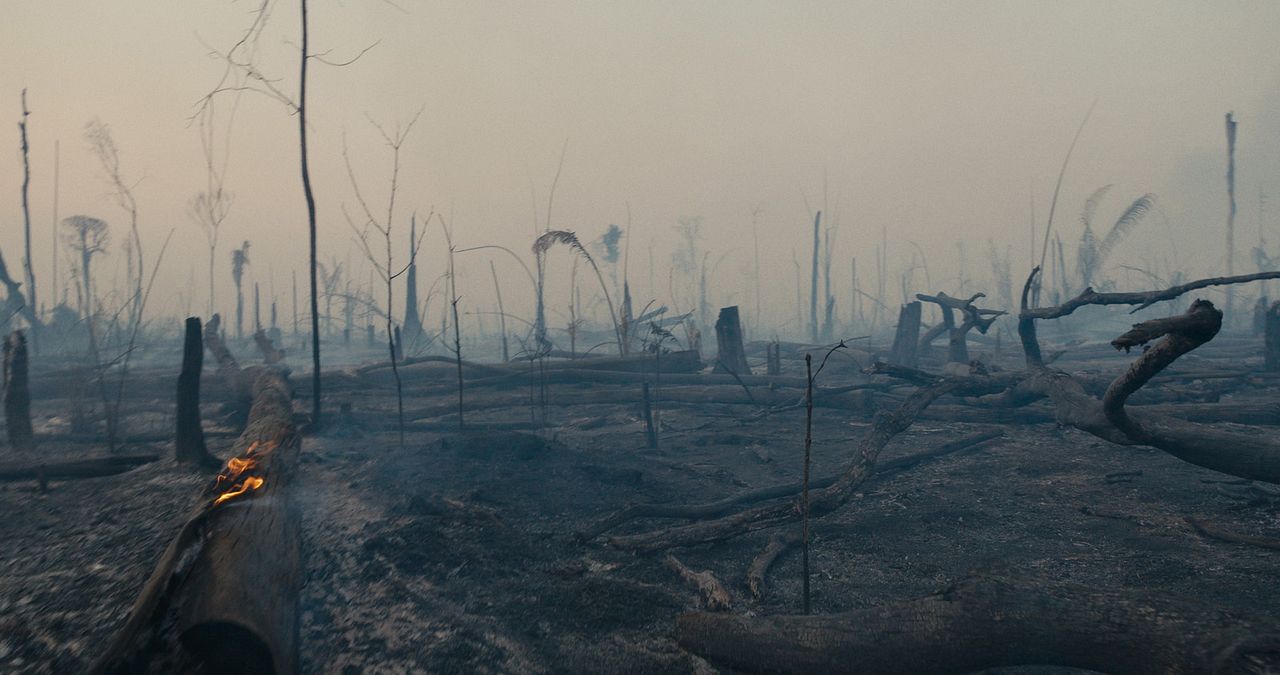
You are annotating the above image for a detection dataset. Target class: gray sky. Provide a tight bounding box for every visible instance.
[3,0,1279,332]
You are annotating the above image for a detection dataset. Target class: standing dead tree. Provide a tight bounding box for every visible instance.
[197,0,375,428]
[175,317,217,467]
[916,292,1004,363]
[3,330,34,452]
[18,90,37,350]
[343,109,426,449]
[84,119,143,331]
[231,241,250,339]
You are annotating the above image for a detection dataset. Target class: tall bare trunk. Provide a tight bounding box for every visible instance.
[1225,112,1237,325]
[299,0,322,427]
[18,90,37,351]
[809,211,821,343]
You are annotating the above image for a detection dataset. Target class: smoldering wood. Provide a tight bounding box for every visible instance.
[4,330,35,451]
[677,574,1280,674]
[712,306,751,376]
[92,366,299,675]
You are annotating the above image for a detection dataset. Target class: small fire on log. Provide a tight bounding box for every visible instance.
[211,440,275,507]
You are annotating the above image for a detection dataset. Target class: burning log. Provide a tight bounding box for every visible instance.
[677,573,1280,674]
[93,366,299,674]
[4,329,34,452]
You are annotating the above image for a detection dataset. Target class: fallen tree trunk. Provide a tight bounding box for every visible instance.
[92,366,299,675]
[677,574,1280,674]
[606,378,1007,551]
[0,453,157,481]
[579,430,1001,541]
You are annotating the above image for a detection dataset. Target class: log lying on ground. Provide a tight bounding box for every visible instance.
[0,453,157,481]
[677,573,1280,674]
[579,431,1001,541]
[606,378,1008,551]
[93,366,299,675]
[666,555,733,611]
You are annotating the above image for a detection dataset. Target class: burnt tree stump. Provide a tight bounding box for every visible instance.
[176,318,216,467]
[766,342,782,376]
[889,301,922,367]
[713,306,751,376]
[3,330,34,452]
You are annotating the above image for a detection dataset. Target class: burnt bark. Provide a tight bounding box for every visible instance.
[713,306,751,376]
[888,301,921,367]
[0,453,156,481]
[4,330,34,452]
[1266,300,1280,372]
[93,366,299,675]
[175,318,215,467]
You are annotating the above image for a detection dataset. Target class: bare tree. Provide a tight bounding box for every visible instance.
[61,216,109,325]
[84,119,142,330]
[197,0,376,428]
[343,110,426,447]
[18,89,37,350]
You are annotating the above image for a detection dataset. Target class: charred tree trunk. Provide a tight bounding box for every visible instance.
[713,306,751,376]
[175,318,215,467]
[1266,300,1280,372]
[4,330,34,452]
[767,341,781,376]
[889,302,921,367]
[677,574,1280,674]
[93,367,300,675]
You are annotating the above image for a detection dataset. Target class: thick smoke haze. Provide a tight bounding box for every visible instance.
[3,0,1279,337]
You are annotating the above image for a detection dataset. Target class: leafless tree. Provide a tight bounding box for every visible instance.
[84,119,142,330]
[61,216,109,325]
[196,0,377,427]
[231,241,251,338]
[343,109,426,447]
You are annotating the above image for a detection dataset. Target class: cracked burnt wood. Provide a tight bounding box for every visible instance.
[888,301,921,367]
[677,574,1280,674]
[92,366,299,675]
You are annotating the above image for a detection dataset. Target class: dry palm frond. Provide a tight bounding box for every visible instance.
[533,229,587,256]
[1080,184,1113,230]
[1097,193,1155,263]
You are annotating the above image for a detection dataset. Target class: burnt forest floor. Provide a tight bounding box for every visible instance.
[2,348,1278,673]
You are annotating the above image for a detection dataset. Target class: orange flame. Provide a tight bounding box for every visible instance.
[211,439,277,507]
[213,476,265,506]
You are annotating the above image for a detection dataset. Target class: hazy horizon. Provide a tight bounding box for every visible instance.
[4,0,1280,340]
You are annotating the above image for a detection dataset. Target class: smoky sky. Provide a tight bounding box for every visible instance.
[3,1,1279,332]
